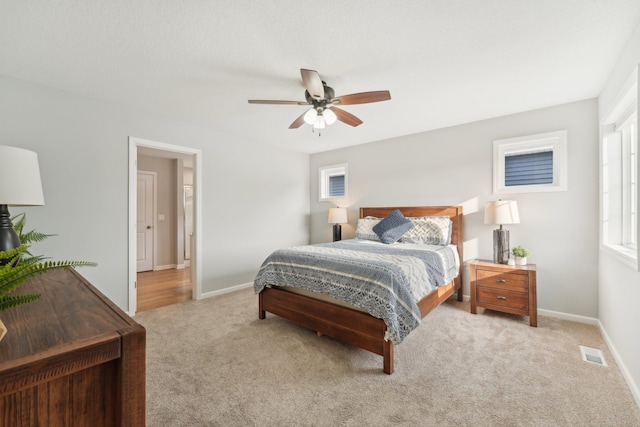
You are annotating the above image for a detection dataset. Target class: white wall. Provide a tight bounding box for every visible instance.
[310,99,599,318]
[0,75,310,310]
[598,19,640,405]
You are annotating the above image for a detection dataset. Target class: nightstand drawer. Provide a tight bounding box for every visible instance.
[476,269,528,292]
[476,287,529,311]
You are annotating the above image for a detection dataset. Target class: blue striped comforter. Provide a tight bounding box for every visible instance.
[254,239,459,344]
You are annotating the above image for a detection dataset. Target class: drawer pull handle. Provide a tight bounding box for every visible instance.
[497,295,507,300]
[497,279,507,283]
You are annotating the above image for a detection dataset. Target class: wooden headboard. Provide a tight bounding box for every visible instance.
[359,206,464,291]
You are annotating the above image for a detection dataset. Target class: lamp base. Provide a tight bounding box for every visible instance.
[0,204,21,255]
[332,224,342,242]
[493,228,510,264]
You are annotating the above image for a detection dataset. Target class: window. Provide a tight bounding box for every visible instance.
[493,130,567,194]
[601,69,638,267]
[319,164,347,201]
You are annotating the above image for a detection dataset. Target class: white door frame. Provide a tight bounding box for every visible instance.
[128,136,203,315]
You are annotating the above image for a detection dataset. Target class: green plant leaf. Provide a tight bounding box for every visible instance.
[511,245,530,257]
[0,260,97,298]
[1,214,96,312]
[0,293,41,311]
[21,229,54,244]
[0,245,29,264]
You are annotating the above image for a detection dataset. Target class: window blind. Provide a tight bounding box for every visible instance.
[328,175,345,197]
[505,150,553,186]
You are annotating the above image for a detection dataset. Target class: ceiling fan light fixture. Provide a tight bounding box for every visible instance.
[248,69,391,132]
[313,115,326,129]
[303,108,318,125]
[323,108,337,125]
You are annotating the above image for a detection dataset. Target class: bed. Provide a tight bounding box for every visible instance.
[254,206,464,374]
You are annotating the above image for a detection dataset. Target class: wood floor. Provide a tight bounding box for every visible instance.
[137,268,192,312]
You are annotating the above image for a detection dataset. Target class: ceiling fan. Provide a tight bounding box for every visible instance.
[248,69,391,134]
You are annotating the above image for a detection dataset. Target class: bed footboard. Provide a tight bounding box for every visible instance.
[259,287,395,374]
[258,277,459,375]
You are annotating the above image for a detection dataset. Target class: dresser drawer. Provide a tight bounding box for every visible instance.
[476,269,528,292]
[476,287,529,311]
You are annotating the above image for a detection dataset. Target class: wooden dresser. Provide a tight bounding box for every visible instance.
[470,259,537,327]
[0,269,146,426]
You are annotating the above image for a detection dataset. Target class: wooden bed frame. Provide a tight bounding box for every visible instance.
[258,206,464,374]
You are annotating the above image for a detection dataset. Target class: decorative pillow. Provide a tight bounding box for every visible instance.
[372,209,414,244]
[355,216,381,241]
[400,216,453,246]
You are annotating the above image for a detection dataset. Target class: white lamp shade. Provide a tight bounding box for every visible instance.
[328,207,347,224]
[303,108,318,125]
[484,200,519,225]
[0,146,45,206]
[323,108,337,125]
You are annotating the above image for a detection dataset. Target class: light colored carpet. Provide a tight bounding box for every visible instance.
[135,288,640,426]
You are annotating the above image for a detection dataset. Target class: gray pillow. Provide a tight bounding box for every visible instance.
[373,209,414,244]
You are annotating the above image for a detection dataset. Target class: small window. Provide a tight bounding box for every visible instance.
[319,164,347,201]
[493,130,567,194]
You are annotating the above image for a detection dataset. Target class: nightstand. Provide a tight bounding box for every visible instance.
[470,259,537,327]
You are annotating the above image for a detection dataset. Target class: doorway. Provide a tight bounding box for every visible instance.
[128,137,202,315]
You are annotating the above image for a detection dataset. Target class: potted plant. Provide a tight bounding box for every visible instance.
[511,246,530,266]
[0,213,96,341]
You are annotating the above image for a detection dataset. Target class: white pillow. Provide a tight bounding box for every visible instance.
[399,216,452,246]
[355,216,381,241]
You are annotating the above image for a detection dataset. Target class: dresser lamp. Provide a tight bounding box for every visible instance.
[0,146,45,253]
[484,200,519,264]
[328,207,347,242]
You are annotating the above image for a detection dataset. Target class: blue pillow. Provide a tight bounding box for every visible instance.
[373,209,414,244]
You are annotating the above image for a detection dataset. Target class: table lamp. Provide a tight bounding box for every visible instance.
[328,207,347,242]
[484,200,519,264]
[0,146,45,253]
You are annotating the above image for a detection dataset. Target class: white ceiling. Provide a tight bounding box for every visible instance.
[1,1,639,154]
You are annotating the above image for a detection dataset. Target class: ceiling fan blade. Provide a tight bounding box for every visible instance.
[289,111,307,129]
[332,90,391,105]
[248,100,308,105]
[331,107,363,127]
[300,69,325,100]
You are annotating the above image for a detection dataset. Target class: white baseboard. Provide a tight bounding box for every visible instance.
[537,308,600,325]
[155,264,177,271]
[454,294,600,325]
[198,282,253,300]
[597,320,640,409]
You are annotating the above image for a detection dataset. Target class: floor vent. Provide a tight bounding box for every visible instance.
[579,345,607,367]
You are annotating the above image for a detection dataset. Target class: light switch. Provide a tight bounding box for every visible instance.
[158,214,165,221]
